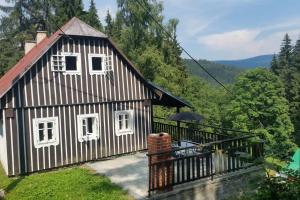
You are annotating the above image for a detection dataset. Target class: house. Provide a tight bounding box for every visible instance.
[0,17,189,176]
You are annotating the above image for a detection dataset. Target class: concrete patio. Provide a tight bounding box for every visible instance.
[86,151,263,200]
[87,152,149,199]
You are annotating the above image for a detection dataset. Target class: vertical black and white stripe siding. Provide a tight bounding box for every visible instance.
[0,36,156,176]
[0,100,8,174]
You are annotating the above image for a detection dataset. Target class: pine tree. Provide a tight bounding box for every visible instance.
[84,0,103,31]
[293,37,300,71]
[105,10,113,37]
[54,0,85,27]
[270,54,279,75]
[278,34,292,79]
[290,37,300,145]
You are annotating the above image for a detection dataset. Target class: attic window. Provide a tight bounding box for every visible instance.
[88,54,113,75]
[92,57,102,71]
[51,52,81,74]
[51,55,64,71]
[65,56,77,71]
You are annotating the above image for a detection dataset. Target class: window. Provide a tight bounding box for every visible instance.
[115,110,134,136]
[92,57,102,71]
[33,117,59,148]
[65,56,77,71]
[77,114,99,142]
[88,54,113,75]
[51,52,81,74]
[51,55,64,71]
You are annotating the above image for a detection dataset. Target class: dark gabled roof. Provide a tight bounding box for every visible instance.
[62,17,107,38]
[148,82,192,108]
[0,17,191,108]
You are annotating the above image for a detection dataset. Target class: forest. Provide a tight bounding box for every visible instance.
[0,0,299,198]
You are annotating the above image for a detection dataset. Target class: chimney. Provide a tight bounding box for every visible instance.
[24,31,47,54]
[25,40,36,54]
[36,31,47,44]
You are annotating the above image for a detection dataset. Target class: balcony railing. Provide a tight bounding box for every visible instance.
[148,119,264,196]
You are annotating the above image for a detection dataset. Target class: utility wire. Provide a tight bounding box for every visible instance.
[134,0,264,128]
[134,0,232,94]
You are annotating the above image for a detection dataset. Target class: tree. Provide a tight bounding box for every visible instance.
[225,68,296,159]
[183,76,227,125]
[290,37,300,145]
[278,34,293,75]
[270,54,279,75]
[110,0,188,98]
[104,10,113,36]
[83,0,103,31]
[53,0,85,27]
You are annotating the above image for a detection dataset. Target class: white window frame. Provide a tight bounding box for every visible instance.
[77,113,100,142]
[51,52,81,74]
[51,55,65,72]
[88,53,106,75]
[88,53,113,75]
[115,110,134,136]
[33,117,59,148]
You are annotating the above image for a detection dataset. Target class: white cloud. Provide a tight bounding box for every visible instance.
[179,15,221,37]
[197,18,300,59]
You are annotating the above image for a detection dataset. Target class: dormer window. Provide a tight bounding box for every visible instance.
[88,54,113,75]
[51,52,81,74]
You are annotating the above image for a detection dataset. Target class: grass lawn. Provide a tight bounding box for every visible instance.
[0,165,133,200]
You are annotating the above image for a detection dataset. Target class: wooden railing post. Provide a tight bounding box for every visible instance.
[148,154,152,197]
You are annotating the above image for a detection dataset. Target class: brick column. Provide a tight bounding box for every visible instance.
[148,133,173,191]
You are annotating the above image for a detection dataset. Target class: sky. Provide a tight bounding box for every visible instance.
[2,0,300,60]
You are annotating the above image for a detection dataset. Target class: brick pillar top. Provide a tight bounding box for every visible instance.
[148,133,172,155]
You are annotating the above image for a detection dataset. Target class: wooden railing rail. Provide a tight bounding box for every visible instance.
[154,117,253,135]
[153,121,231,144]
[147,131,264,196]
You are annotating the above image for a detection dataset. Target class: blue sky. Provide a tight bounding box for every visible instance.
[83,0,300,60]
[2,0,300,60]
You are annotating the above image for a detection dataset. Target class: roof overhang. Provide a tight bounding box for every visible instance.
[148,82,192,108]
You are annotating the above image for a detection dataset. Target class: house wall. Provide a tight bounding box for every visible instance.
[5,36,154,108]
[1,36,156,176]
[4,100,152,176]
[0,108,8,175]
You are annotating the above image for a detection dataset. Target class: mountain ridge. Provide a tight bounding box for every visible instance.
[214,54,273,68]
[183,59,244,85]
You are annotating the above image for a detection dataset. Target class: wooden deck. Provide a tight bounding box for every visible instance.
[148,119,264,196]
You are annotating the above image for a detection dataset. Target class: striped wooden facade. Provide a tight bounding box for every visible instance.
[0,36,156,176]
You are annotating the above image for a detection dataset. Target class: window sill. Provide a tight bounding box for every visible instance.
[79,135,99,142]
[63,71,81,75]
[35,141,59,148]
[89,70,113,75]
[116,130,134,136]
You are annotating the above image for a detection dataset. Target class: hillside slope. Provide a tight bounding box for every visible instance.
[183,59,244,85]
[215,54,273,68]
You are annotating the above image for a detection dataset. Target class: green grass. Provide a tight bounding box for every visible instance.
[0,165,132,200]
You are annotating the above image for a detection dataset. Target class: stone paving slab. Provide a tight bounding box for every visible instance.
[87,152,148,199]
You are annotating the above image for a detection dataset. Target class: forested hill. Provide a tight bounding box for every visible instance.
[215,54,273,68]
[183,59,245,84]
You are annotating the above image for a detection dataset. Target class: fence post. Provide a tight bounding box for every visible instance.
[148,154,152,197]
